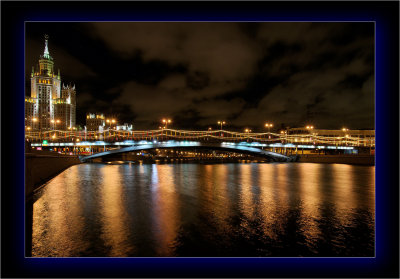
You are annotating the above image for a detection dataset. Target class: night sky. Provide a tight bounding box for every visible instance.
[25,22,374,131]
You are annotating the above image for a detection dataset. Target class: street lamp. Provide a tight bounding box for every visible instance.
[265,123,273,139]
[306,125,314,144]
[342,128,349,146]
[217,121,226,138]
[217,121,226,130]
[162,118,172,129]
[106,119,115,130]
[245,128,252,142]
[74,138,80,155]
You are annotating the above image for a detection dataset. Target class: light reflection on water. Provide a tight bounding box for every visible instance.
[32,163,375,257]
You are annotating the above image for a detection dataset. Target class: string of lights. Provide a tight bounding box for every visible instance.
[25,128,375,147]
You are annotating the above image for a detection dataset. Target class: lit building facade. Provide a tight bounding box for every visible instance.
[25,35,76,131]
[85,113,132,131]
[86,113,105,131]
[116,123,133,131]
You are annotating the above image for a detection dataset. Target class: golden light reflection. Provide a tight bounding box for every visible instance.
[258,164,280,240]
[31,163,375,257]
[298,163,322,247]
[100,165,132,256]
[363,167,375,212]
[32,165,86,256]
[239,164,256,224]
[202,164,213,202]
[331,164,355,216]
[275,164,290,204]
[205,165,230,228]
[151,165,180,256]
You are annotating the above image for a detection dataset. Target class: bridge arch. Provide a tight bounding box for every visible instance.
[80,141,295,162]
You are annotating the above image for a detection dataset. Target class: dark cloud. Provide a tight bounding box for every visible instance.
[26,22,374,130]
[186,71,210,91]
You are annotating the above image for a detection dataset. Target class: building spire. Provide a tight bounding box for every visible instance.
[43,34,50,59]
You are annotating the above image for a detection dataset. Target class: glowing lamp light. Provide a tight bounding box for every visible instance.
[265,123,273,128]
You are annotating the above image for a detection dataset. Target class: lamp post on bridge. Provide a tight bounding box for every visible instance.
[162,119,172,140]
[306,125,314,144]
[265,123,273,142]
[74,138,80,155]
[217,121,226,130]
[162,118,172,129]
[280,130,289,155]
[217,121,226,138]
[342,128,349,147]
[245,128,252,142]
[51,119,62,141]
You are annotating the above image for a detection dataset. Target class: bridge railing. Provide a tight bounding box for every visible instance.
[25,128,375,147]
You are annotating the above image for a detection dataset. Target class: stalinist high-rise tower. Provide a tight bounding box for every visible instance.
[25,35,76,131]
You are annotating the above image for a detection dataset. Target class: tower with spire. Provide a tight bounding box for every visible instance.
[25,35,76,132]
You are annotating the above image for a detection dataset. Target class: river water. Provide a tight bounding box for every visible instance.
[32,163,375,257]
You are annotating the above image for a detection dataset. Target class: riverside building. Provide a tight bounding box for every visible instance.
[86,113,106,131]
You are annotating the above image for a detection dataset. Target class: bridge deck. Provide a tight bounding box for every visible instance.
[80,142,294,162]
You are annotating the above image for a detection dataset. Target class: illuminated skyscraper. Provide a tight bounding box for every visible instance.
[25,35,76,131]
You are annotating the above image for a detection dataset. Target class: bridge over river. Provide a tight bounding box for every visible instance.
[26,128,374,147]
[27,128,371,163]
[79,141,296,162]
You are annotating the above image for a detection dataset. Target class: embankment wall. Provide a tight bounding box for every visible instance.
[25,151,81,199]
